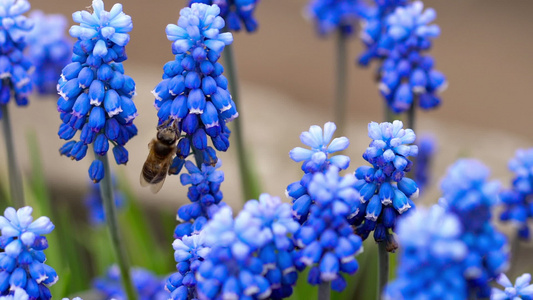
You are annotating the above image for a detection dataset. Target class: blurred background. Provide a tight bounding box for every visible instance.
[0,0,532,297]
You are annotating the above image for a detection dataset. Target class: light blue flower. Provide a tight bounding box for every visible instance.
[287,122,351,224]
[440,159,509,298]
[0,207,58,299]
[0,288,29,300]
[385,205,468,299]
[294,166,363,291]
[197,194,300,299]
[26,11,72,95]
[491,273,533,300]
[0,0,33,44]
[57,0,137,179]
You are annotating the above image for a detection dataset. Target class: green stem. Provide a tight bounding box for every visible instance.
[1,104,24,207]
[377,242,389,300]
[318,281,331,300]
[407,96,417,131]
[96,153,138,300]
[222,42,261,201]
[334,29,348,137]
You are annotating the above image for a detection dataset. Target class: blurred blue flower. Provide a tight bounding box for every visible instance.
[93,265,169,300]
[440,159,509,298]
[196,194,300,299]
[57,0,137,179]
[189,0,260,32]
[305,0,365,36]
[501,149,533,240]
[153,3,236,171]
[384,205,468,299]
[26,11,72,95]
[491,273,533,300]
[413,134,436,193]
[352,121,418,243]
[287,122,350,224]
[294,166,363,291]
[84,179,125,226]
[0,207,58,299]
[0,0,33,112]
[359,1,446,113]
[0,288,29,300]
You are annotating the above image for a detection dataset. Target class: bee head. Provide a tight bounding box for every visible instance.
[157,127,179,145]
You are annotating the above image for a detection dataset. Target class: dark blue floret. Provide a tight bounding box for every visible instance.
[189,0,260,32]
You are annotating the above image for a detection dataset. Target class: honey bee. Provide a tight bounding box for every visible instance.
[140,121,179,193]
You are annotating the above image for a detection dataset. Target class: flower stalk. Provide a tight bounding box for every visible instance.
[1,104,24,207]
[318,281,331,300]
[378,241,389,300]
[222,42,261,201]
[335,29,348,137]
[96,153,138,300]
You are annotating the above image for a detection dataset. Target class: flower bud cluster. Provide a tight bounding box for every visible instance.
[351,121,418,245]
[0,0,33,115]
[0,207,57,299]
[153,3,236,174]
[359,1,446,113]
[57,0,138,182]
[189,0,260,32]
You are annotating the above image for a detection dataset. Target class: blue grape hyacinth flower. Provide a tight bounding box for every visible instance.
[491,273,533,300]
[500,149,533,240]
[440,159,509,298]
[305,0,365,36]
[166,232,210,300]
[287,122,350,224]
[294,166,363,291]
[93,265,169,300]
[384,205,468,299]
[0,0,34,113]
[57,0,137,181]
[174,160,225,239]
[0,288,30,300]
[152,3,236,171]
[196,194,300,299]
[352,121,419,244]
[0,207,58,299]
[189,0,260,32]
[26,11,72,95]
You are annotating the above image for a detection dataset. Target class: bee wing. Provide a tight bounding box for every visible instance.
[140,157,172,194]
[149,176,166,194]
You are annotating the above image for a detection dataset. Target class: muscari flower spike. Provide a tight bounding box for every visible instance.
[166,231,210,300]
[305,0,365,36]
[384,205,469,299]
[287,122,350,224]
[440,159,509,298]
[174,160,225,239]
[57,0,137,181]
[351,120,418,245]
[0,207,58,299]
[0,0,34,115]
[26,10,72,95]
[196,194,300,300]
[359,1,447,113]
[93,265,169,300]
[294,166,363,291]
[152,3,236,172]
[189,0,260,32]
[83,177,125,226]
[491,273,533,300]
[500,149,533,240]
